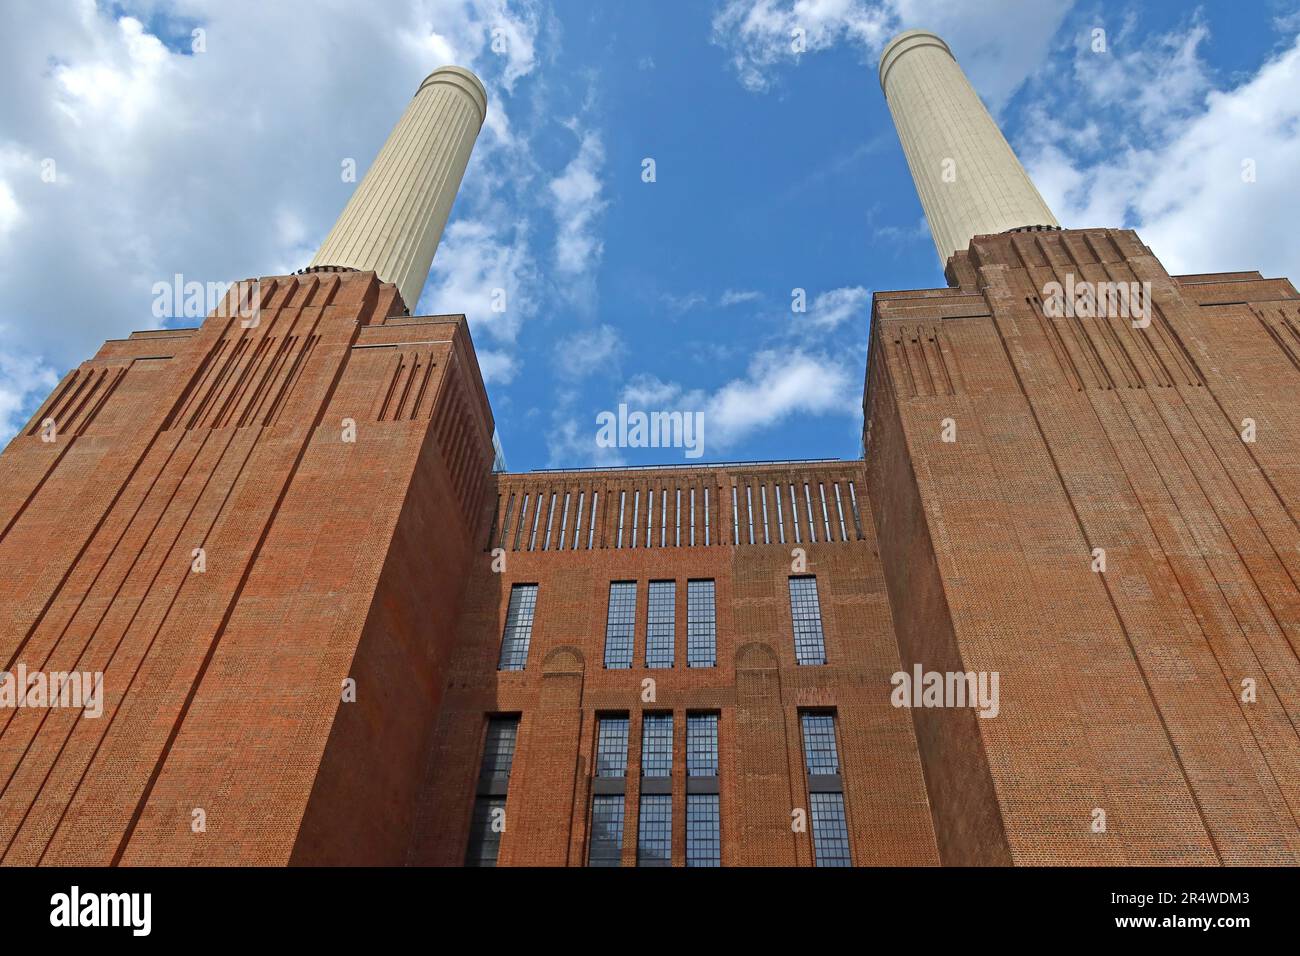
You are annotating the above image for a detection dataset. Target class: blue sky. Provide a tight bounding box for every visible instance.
[2,0,1299,471]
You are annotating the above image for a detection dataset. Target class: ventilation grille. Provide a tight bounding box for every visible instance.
[486,473,866,552]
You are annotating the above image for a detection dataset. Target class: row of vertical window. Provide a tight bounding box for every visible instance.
[588,713,721,867]
[487,479,865,552]
[464,712,848,866]
[603,579,717,669]
[496,575,826,671]
[584,711,851,866]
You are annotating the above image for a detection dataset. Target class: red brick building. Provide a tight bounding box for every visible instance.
[2,36,1299,867]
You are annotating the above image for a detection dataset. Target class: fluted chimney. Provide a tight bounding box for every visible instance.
[310,65,487,311]
[879,30,1058,267]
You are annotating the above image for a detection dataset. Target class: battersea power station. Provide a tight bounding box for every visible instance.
[3,29,1300,868]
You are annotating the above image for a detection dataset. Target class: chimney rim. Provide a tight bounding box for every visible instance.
[418,65,488,126]
[878,29,953,92]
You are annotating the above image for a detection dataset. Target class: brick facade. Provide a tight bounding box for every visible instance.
[1,226,1298,865]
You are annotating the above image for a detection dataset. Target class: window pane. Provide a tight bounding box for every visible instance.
[604,582,636,669]
[636,794,672,867]
[478,716,519,786]
[640,713,673,777]
[465,796,506,867]
[686,794,721,867]
[687,713,719,777]
[596,716,630,777]
[687,579,716,668]
[788,576,827,665]
[645,580,675,668]
[800,712,840,775]
[588,794,625,866]
[496,584,537,671]
[810,792,851,867]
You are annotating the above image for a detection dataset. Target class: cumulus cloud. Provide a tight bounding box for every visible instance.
[719,289,762,307]
[618,348,859,453]
[0,339,60,443]
[1024,21,1300,277]
[0,0,554,442]
[548,128,607,309]
[805,286,870,329]
[711,0,1074,110]
[553,323,624,380]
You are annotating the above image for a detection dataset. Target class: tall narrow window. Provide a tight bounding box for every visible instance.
[528,494,543,550]
[641,712,673,777]
[513,494,529,551]
[833,483,848,541]
[804,483,817,543]
[789,484,802,543]
[572,491,585,549]
[589,715,629,867]
[637,795,671,866]
[646,488,654,548]
[637,714,673,867]
[800,712,851,867]
[788,576,827,665]
[631,491,640,549]
[731,486,740,545]
[745,485,755,545]
[556,491,570,550]
[465,715,519,866]
[660,488,668,548]
[617,491,626,548]
[703,488,711,545]
[760,485,771,544]
[686,713,720,866]
[675,489,681,547]
[775,483,786,544]
[687,579,716,668]
[543,491,557,550]
[604,582,637,669]
[645,580,675,668]
[689,488,696,547]
[847,481,863,540]
[497,584,538,671]
[589,491,599,550]
[818,482,833,541]
[497,493,514,550]
[596,715,630,777]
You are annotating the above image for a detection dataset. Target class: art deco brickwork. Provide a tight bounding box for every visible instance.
[0,228,1297,867]
[0,271,493,865]
[866,227,1300,864]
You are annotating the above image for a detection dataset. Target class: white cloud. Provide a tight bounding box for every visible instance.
[422,217,537,343]
[619,348,859,452]
[554,323,624,380]
[806,285,869,329]
[0,335,59,443]
[548,128,606,309]
[476,349,519,385]
[719,289,762,306]
[546,414,626,467]
[1025,24,1300,277]
[711,0,1074,110]
[0,0,553,443]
